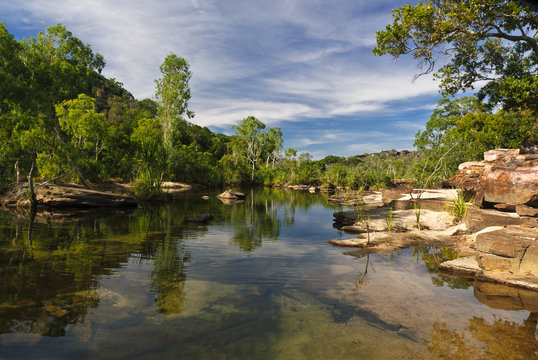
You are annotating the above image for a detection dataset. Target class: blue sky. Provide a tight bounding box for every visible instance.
[2,0,444,159]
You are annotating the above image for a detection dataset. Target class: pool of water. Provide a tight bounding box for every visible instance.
[0,188,536,359]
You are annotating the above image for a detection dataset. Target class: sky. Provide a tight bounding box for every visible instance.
[1,0,444,159]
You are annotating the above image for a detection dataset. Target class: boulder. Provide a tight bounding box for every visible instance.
[216,190,246,200]
[447,148,538,209]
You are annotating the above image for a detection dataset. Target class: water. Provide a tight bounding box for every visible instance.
[0,188,536,359]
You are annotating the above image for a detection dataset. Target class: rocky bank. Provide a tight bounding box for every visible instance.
[330,148,538,291]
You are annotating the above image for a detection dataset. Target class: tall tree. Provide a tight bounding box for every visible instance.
[373,0,538,111]
[155,54,193,151]
[232,116,266,182]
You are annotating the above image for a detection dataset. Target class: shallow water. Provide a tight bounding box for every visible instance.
[0,188,536,359]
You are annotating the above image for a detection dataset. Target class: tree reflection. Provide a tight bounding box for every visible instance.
[414,247,471,289]
[353,254,370,291]
[140,204,191,314]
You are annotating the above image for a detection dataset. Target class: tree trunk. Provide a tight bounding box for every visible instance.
[28,158,37,212]
[15,160,20,184]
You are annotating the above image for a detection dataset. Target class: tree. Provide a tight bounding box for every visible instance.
[261,127,283,167]
[232,116,266,182]
[56,94,106,162]
[373,0,538,111]
[131,117,167,197]
[155,53,193,150]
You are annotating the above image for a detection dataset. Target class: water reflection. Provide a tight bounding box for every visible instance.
[427,316,538,359]
[413,247,471,289]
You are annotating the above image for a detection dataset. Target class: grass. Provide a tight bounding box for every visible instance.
[443,191,472,223]
[386,206,394,231]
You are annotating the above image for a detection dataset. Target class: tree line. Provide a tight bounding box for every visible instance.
[1,0,536,198]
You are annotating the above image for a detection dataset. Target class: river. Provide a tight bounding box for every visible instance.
[0,188,536,359]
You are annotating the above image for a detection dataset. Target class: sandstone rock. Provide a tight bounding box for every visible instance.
[483,148,520,162]
[477,253,522,273]
[475,226,536,258]
[465,207,538,233]
[475,225,538,274]
[216,190,246,200]
[516,204,538,217]
[438,256,481,277]
[448,148,538,209]
[483,166,538,206]
[520,244,538,275]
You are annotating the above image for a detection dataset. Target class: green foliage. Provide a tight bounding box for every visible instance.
[373,0,538,111]
[414,97,537,185]
[443,192,472,223]
[386,206,394,231]
[155,53,193,149]
[131,117,167,195]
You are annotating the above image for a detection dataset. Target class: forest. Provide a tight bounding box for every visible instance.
[0,0,536,199]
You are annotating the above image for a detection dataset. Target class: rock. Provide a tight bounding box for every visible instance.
[464,207,538,233]
[483,166,538,206]
[520,244,538,275]
[216,190,246,200]
[438,256,481,277]
[161,181,192,190]
[201,195,210,200]
[475,225,537,273]
[447,148,538,209]
[516,204,538,217]
[188,213,214,224]
[493,203,516,212]
[308,186,319,193]
[0,184,138,210]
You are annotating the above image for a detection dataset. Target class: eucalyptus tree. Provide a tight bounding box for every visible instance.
[232,116,266,182]
[154,53,193,151]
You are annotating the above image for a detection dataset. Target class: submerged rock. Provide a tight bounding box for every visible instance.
[188,213,214,224]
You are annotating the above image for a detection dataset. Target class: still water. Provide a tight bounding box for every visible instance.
[0,188,536,359]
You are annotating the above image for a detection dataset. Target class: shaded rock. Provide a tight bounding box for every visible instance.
[216,190,246,200]
[493,203,516,212]
[464,207,538,233]
[188,213,214,224]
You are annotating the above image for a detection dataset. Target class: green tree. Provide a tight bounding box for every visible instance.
[131,117,167,198]
[155,53,193,150]
[232,116,266,182]
[373,0,538,111]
